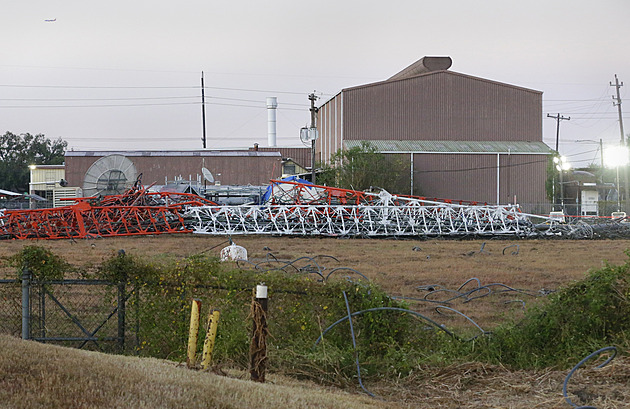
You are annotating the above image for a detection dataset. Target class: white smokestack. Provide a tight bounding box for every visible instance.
[267,96,277,147]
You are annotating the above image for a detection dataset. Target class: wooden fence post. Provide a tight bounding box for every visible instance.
[250,284,268,382]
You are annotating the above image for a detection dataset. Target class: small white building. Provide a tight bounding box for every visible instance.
[28,164,81,208]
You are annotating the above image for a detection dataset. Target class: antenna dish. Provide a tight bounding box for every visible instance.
[83,154,137,197]
[202,167,214,183]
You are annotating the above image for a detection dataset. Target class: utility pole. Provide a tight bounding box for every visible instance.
[611,74,625,144]
[547,113,570,152]
[599,138,604,182]
[308,93,319,184]
[201,71,207,149]
[611,74,628,211]
[547,113,570,210]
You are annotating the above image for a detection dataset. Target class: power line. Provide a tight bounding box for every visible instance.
[0,83,322,96]
[0,96,199,101]
[0,101,306,110]
[415,158,549,174]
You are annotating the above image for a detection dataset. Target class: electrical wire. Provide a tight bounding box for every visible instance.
[314,307,457,346]
[562,346,617,409]
[342,291,375,398]
[413,158,549,174]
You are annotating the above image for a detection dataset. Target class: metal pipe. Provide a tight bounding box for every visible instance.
[496,153,500,204]
[187,299,202,368]
[266,97,277,147]
[201,310,221,370]
[410,153,414,195]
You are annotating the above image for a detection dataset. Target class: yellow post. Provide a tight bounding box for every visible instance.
[186,299,202,369]
[200,310,221,370]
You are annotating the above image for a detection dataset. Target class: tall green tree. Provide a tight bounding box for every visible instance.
[0,132,67,192]
[317,141,410,194]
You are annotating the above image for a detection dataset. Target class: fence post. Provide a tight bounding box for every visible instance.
[117,274,126,353]
[250,284,268,383]
[21,268,31,340]
[187,299,202,369]
[201,309,221,370]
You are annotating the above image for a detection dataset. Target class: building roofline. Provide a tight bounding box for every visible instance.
[341,70,543,95]
[28,164,65,168]
[344,140,553,155]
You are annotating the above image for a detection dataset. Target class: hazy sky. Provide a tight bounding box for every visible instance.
[1,0,629,168]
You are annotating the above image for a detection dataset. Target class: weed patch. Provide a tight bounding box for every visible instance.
[473,256,630,368]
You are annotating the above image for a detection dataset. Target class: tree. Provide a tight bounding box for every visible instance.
[0,132,67,192]
[317,141,410,194]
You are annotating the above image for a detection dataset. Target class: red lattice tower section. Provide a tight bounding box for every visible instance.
[0,186,214,240]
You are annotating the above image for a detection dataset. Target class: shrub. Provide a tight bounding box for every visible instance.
[9,245,70,281]
[474,256,630,368]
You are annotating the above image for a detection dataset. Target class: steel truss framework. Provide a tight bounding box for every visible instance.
[185,204,531,237]
[0,187,213,240]
[185,181,532,237]
[4,179,614,240]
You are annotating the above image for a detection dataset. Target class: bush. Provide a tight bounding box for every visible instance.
[9,245,70,281]
[474,256,630,368]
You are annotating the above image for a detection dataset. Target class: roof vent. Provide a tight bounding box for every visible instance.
[388,56,452,81]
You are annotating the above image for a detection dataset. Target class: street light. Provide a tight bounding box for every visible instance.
[553,156,571,213]
[603,144,629,211]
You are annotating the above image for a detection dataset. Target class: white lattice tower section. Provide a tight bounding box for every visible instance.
[183,199,532,238]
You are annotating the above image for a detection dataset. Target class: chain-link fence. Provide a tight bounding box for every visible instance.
[0,272,129,354]
[0,279,21,337]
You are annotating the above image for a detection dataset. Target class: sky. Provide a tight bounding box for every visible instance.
[1,0,629,169]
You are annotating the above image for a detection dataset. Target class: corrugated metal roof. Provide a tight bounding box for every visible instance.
[344,140,553,154]
[343,70,542,95]
[65,150,281,158]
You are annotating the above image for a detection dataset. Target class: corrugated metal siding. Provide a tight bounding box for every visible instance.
[317,93,343,164]
[342,71,542,143]
[498,154,548,204]
[253,147,311,168]
[410,153,547,204]
[65,154,282,188]
[412,154,498,202]
[31,167,65,184]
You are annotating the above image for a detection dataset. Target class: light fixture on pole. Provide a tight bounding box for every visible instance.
[553,156,571,213]
[604,145,629,211]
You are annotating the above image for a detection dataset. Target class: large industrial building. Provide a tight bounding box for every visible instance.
[41,56,553,212]
[316,56,553,209]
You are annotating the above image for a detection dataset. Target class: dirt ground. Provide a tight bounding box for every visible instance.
[1,234,629,408]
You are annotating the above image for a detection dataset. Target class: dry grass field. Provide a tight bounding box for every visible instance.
[3,234,630,329]
[1,234,629,408]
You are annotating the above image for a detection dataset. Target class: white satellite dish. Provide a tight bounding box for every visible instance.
[83,155,137,197]
[202,167,214,183]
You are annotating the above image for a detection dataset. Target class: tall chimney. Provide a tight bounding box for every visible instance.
[266,96,277,147]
